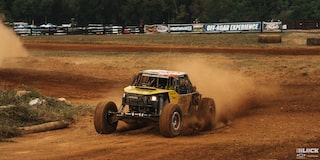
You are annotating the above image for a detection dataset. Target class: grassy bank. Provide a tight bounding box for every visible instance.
[0,86,91,142]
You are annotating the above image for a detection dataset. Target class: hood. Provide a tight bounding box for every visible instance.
[124,86,169,95]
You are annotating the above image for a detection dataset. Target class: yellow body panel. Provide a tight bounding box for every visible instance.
[168,91,180,104]
[124,86,181,104]
[124,86,171,95]
[124,85,194,115]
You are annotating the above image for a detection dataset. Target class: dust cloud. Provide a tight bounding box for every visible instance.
[0,21,28,66]
[174,59,278,128]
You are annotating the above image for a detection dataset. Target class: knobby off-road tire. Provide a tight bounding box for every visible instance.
[198,98,216,131]
[94,101,118,134]
[159,104,183,138]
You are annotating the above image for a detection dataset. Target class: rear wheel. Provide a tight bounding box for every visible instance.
[198,98,216,131]
[94,101,118,134]
[159,104,183,138]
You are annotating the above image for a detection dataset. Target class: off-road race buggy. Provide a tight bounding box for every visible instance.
[94,69,216,137]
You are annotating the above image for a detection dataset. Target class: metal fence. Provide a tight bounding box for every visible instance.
[12,24,143,36]
[9,20,320,36]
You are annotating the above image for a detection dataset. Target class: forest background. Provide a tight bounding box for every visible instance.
[0,0,319,26]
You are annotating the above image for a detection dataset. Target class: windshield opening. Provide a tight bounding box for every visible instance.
[132,73,170,89]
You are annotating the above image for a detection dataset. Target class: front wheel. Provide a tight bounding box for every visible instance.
[159,104,183,138]
[94,101,118,134]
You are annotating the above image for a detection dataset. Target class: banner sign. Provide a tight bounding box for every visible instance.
[168,24,193,32]
[192,23,204,32]
[143,21,281,34]
[263,21,282,32]
[203,22,261,33]
[144,24,168,33]
[156,25,169,33]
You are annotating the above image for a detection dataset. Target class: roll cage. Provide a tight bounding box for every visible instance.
[132,71,195,94]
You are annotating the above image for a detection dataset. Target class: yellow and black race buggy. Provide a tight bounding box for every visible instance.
[94,70,215,137]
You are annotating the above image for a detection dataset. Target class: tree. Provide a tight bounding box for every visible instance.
[175,4,188,23]
[140,0,167,23]
[1,0,320,26]
[121,0,168,25]
[290,0,320,19]
[189,0,202,22]
[11,0,39,23]
[120,0,143,25]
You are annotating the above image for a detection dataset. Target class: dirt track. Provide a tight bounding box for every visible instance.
[0,42,320,160]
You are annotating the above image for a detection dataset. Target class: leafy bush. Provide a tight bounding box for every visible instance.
[0,86,91,141]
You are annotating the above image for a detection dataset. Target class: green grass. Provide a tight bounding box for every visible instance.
[20,33,280,47]
[21,31,320,49]
[0,85,91,142]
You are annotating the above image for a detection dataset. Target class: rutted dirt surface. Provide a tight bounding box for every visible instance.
[0,42,320,160]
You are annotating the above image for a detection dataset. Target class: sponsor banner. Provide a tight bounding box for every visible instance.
[156,25,169,33]
[192,23,204,32]
[144,24,168,33]
[263,21,282,32]
[168,24,193,33]
[203,22,261,33]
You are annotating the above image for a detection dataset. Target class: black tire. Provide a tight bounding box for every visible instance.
[159,104,183,138]
[198,98,216,131]
[94,101,118,134]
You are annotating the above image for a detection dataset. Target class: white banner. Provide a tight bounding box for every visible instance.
[263,21,282,32]
[168,24,193,32]
[144,24,168,34]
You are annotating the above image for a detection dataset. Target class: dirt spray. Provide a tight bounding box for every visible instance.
[173,59,278,134]
[0,21,28,66]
